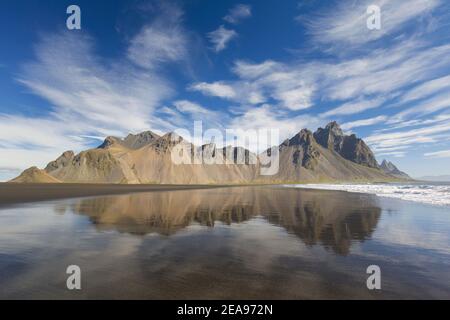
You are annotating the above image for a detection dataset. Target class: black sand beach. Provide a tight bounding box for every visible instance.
[0,183,227,207]
[0,185,449,299]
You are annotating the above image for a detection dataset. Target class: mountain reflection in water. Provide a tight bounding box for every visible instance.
[2,186,449,299]
[69,187,381,255]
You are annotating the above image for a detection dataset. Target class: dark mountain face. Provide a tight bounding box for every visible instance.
[313,122,379,168]
[313,121,345,151]
[341,134,379,168]
[282,129,321,169]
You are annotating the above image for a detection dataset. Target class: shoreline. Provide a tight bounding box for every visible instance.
[0,183,232,207]
[0,179,415,208]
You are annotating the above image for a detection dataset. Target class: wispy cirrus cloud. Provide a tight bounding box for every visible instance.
[127,26,187,69]
[223,4,252,24]
[2,0,450,180]
[207,25,237,52]
[173,100,214,115]
[18,32,173,133]
[365,122,450,151]
[398,75,450,104]
[379,114,450,132]
[299,0,441,47]
[425,149,450,158]
[193,37,450,126]
[232,60,281,79]
[0,5,191,177]
[341,115,387,130]
[392,91,450,121]
[376,151,406,158]
[189,82,236,99]
[127,3,189,69]
[322,98,385,117]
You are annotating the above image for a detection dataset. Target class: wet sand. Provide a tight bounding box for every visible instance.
[0,183,228,207]
[0,186,449,299]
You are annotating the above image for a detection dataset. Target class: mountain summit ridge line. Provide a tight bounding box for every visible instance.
[10,122,411,184]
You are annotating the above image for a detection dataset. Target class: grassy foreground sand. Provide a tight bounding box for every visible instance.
[0,183,229,207]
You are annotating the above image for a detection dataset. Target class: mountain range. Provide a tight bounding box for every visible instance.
[10,121,411,184]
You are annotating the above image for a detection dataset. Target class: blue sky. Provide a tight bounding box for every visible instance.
[1,0,450,180]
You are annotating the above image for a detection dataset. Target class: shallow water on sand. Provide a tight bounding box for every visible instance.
[0,186,449,299]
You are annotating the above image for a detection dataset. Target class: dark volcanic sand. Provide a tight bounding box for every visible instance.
[0,183,227,207]
[0,186,449,299]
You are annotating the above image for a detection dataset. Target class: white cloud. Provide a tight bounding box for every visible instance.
[189,82,236,99]
[301,0,441,47]
[223,4,252,24]
[393,92,450,121]
[127,25,187,69]
[127,2,188,69]
[192,60,315,109]
[377,151,406,158]
[341,115,387,130]
[398,75,450,104]
[365,122,450,151]
[163,100,226,131]
[194,38,450,116]
[322,42,450,101]
[173,100,212,114]
[207,25,237,52]
[273,87,314,110]
[232,60,281,79]
[378,114,450,132]
[17,32,173,133]
[372,145,410,153]
[322,98,385,117]
[0,8,191,176]
[424,149,450,158]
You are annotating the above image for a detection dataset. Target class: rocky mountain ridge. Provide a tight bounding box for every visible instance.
[10,122,409,184]
[380,159,411,179]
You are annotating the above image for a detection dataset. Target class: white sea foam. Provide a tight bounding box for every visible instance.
[283,183,450,207]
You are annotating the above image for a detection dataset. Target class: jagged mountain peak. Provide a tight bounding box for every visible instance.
[151,132,187,153]
[98,136,121,149]
[11,121,411,184]
[313,122,378,168]
[381,159,394,170]
[99,130,161,150]
[313,122,344,150]
[380,159,411,179]
[44,150,75,173]
[288,129,315,146]
[160,131,183,141]
[325,121,344,134]
[125,130,159,139]
[124,130,160,149]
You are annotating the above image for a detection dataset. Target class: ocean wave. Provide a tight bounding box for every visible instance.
[283,184,450,207]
